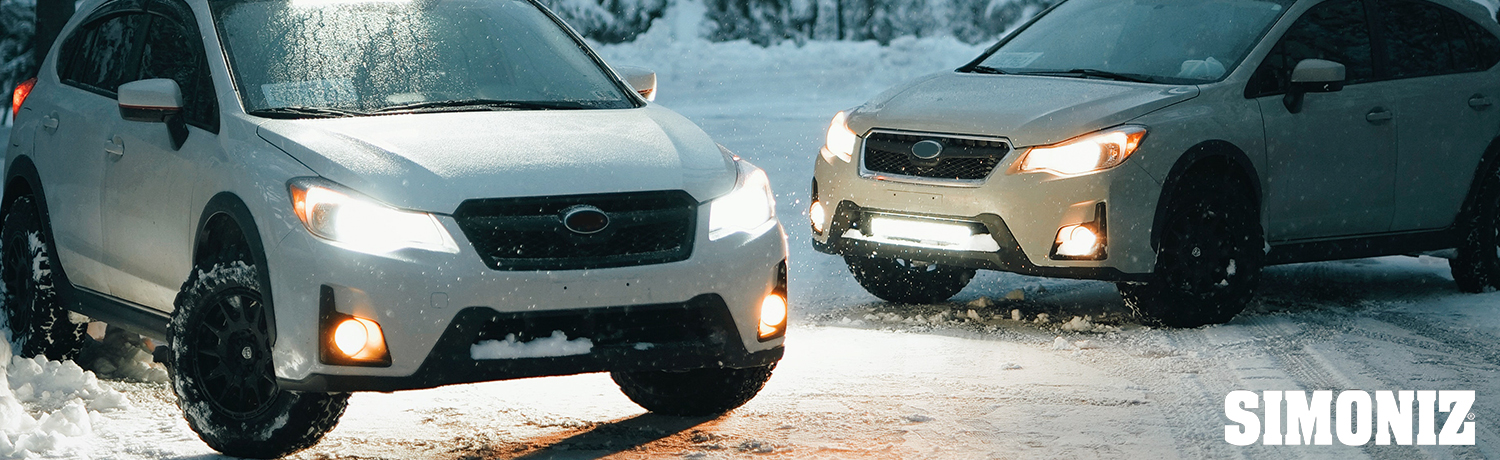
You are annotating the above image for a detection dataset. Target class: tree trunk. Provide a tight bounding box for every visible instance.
[32,0,72,68]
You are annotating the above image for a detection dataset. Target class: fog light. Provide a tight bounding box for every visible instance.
[332,317,386,360]
[758,293,787,339]
[1054,224,1099,257]
[809,201,827,234]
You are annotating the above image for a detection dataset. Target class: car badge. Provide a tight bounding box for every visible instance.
[561,205,610,234]
[912,139,944,159]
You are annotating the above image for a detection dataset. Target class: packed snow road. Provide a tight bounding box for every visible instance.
[3,35,1499,459]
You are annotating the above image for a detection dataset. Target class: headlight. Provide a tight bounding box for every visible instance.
[289,178,459,254]
[820,111,857,163]
[709,160,777,241]
[1019,126,1147,176]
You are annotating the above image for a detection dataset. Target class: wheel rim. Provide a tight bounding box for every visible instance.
[1,229,34,338]
[1163,202,1239,293]
[189,287,278,417]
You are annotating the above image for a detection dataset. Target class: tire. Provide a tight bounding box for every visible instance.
[612,364,775,416]
[168,260,347,458]
[1,195,86,360]
[1452,167,1500,293]
[1119,178,1263,328]
[845,255,975,304]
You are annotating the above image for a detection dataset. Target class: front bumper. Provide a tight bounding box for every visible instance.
[812,201,1148,281]
[810,139,1163,279]
[280,294,782,392]
[266,201,788,392]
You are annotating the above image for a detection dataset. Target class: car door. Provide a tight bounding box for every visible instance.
[100,6,217,311]
[29,10,150,294]
[1252,0,1398,241]
[1378,0,1500,231]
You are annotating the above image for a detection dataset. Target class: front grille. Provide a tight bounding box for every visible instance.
[454,191,696,271]
[862,131,1011,180]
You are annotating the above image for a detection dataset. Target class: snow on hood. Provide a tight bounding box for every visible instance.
[849,72,1200,148]
[256,105,738,213]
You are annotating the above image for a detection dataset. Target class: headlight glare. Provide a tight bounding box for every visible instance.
[821,111,857,163]
[289,179,459,254]
[1020,126,1147,176]
[709,162,777,240]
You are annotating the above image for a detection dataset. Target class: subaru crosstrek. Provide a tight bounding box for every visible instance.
[811,0,1500,327]
[3,0,788,456]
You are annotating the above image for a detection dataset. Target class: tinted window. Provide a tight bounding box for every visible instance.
[62,13,148,95]
[140,15,218,130]
[1380,0,1471,78]
[1249,0,1374,97]
[1463,13,1500,69]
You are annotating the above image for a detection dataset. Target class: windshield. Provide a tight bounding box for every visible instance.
[211,0,636,116]
[971,0,1294,84]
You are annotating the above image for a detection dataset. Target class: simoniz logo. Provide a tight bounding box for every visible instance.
[1224,391,1476,446]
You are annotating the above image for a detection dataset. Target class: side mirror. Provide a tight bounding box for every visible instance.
[1283,59,1346,114]
[118,78,188,150]
[616,66,657,102]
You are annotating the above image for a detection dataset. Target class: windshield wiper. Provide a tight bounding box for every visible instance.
[247,106,367,119]
[1015,68,1156,83]
[960,65,1009,75]
[372,99,592,114]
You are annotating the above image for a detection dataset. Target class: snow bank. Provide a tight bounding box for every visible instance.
[471,331,594,360]
[0,331,131,458]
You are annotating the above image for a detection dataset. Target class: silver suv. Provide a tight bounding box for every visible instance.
[811,0,1500,327]
[4,0,788,456]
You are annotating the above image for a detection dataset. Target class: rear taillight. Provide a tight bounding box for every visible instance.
[12,78,36,118]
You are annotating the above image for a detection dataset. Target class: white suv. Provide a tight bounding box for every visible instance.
[4,0,788,456]
[811,0,1500,327]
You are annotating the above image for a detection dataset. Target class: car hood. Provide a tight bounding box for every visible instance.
[256,105,737,213]
[850,72,1200,147]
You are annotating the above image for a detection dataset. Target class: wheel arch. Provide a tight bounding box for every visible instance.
[1150,140,1263,251]
[1458,135,1500,221]
[191,192,278,343]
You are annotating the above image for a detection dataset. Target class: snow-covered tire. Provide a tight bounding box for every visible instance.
[1452,166,1500,293]
[1119,177,1262,328]
[1,195,86,361]
[168,260,347,458]
[845,255,974,304]
[612,364,775,416]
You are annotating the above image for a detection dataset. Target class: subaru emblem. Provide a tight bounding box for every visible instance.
[561,205,610,234]
[912,139,944,159]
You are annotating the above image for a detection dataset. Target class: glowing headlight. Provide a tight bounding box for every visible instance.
[1020,126,1147,176]
[820,111,857,163]
[289,179,459,254]
[709,161,777,241]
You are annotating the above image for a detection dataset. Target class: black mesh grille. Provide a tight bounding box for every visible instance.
[454,191,696,271]
[862,132,1010,180]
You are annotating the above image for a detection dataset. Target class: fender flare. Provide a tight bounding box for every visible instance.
[1150,140,1263,251]
[192,192,278,344]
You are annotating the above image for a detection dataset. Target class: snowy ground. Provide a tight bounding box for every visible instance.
[3,25,1499,460]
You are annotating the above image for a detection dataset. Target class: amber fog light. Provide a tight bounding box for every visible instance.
[320,285,392,366]
[758,293,788,339]
[1049,203,1107,260]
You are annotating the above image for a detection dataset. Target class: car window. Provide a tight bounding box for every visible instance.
[60,13,148,96]
[1464,17,1500,70]
[140,14,219,131]
[1379,0,1474,78]
[211,0,637,114]
[1247,0,1374,97]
